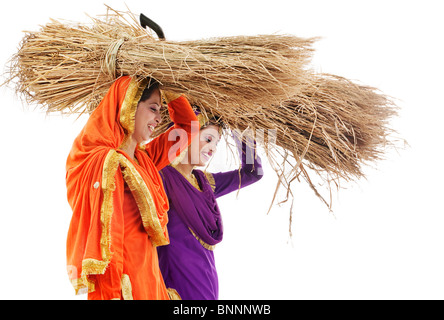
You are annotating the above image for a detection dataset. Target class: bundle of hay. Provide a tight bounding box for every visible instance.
[259,74,397,209]
[8,7,315,114]
[4,6,398,210]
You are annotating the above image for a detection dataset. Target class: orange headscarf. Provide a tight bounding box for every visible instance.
[65,76,193,294]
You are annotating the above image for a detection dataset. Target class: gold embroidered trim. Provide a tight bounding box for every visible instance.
[82,259,109,276]
[187,172,217,251]
[190,173,202,192]
[197,113,209,128]
[74,149,169,294]
[100,150,121,260]
[119,78,148,149]
[167,288,182,300]
[118,153,169,247]
[121,274,133,300]
[184,172,202,192]
[204,171,216,192]
[120,78,147,135]
[172,166,202,192]
[70,276,90,295]
[169,148,188,167]
[76,150,121,293]
[189,228,216,251]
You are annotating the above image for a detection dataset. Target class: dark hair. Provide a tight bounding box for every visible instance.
[139,78,160,102]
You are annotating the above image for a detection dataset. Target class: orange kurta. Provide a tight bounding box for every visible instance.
[65,76,198,300]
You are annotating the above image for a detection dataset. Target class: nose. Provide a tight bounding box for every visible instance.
[154,112,162,125]
[209,143,217,154]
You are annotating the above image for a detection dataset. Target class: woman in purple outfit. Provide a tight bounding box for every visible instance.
[157,114,263,300]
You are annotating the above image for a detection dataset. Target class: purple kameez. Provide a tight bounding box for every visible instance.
[157,138,263,300]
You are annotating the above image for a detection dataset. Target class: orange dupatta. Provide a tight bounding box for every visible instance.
[65,76,198,295]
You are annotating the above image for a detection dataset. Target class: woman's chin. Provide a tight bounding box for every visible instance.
[193,160,207,167]
[141,133,153,142]
[200,153,212,163]
[198,159,210,167]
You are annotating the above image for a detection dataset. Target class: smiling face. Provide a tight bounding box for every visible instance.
[132,88,162,144]
[188,125,221,166]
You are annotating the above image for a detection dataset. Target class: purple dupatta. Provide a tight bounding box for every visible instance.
[160,166,223,248]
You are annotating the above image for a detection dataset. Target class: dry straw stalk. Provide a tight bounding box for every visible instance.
[5,6,399,211]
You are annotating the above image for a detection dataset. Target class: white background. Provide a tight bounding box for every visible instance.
[0,0,443,300]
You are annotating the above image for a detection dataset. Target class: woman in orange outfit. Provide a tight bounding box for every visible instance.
[65,76,198,300]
